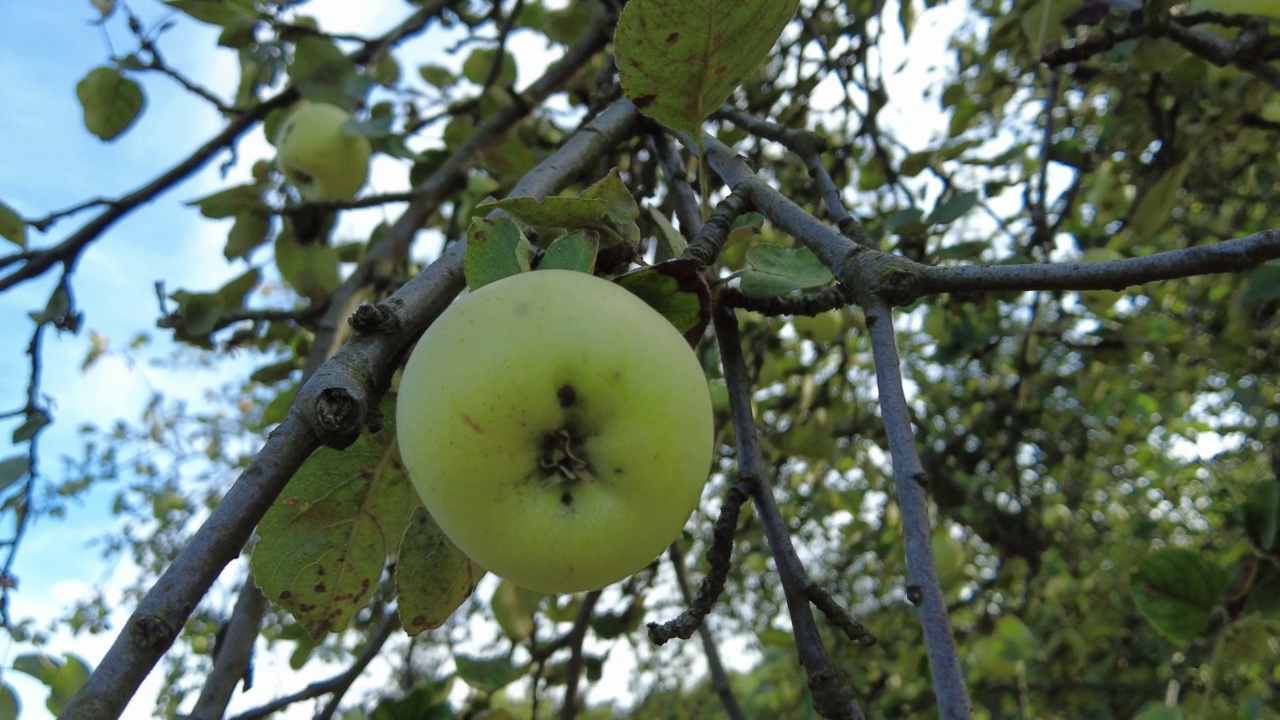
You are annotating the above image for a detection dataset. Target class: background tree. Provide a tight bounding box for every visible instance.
[2,0,1279,718]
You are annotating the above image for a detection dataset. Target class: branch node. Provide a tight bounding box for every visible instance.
[348,302,400,336]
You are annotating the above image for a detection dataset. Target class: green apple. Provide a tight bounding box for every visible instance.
[396,269,714,594]
[274,101,371,201]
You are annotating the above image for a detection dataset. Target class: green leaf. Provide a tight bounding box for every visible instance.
[1239,261,1280,306]
[1132,703,1184,720]
[453,654,528,694]
[925,190,980,226]
[464,217,536,290]
[275,225,340,301]
[12,653,91,715]
[187,184,264,219]
[216,268,260,311]
[462,47,518,87]
[739,245,835,298]
[538,229,598,273]
[0,682,18,720]
[475,196,610,228]
[371,679,455,720]
[395,506,484,636]
[11,411,49,443]
[579,169,642,247]
[252,398,416,637]
[225,210,272,259]
[490,580,544,643]
[0,200,26,249]
[615,0,801,148]
[1131,547,1228,645]
[0,456,28,494]
[75,66,145,141]
[165,0,254,26]
[646,206,687,259]
[614,259,710,343]
[1242,482,1280,550]
[1126,161,1189,243]
[418,64,455,88]
[290,36,357,105]
[169,291,225,337]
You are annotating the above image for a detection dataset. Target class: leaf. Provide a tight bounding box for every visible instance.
[12,653,91,715]
[188,184,264,219]
[1242,482,1280,550]
[453,654,529,694]
[252,400,416,638]
[490,580,544,643]
[579,169,642,247]
[75,66,145,141]
[614,259,711,344]
[1132,703,1184,720]
[0,682,17,720]
[290,36,357,105]
[475,196,610,228]
[1126,161,1189,242]
[462,47,518,87]
[1020,0,1083,52]
[371,678,455,720]
[616,0,801,148]
[0,456,28,494]
[395,506,484,636]
[464,217,536,290]
[646,206,687,258]
[0,200,26,249]
[739,245,835,298]
[1238,261,1280,306]
[11,410,50,443]
[168,291,225,336]
[165,0,254,26]
[275,225,340,301]
[538,230,599,273]
[217,267,260,310]
[1130,547,1228,645]
[925,190,980,226]
[225,210,272,259]
[418,64,455,88]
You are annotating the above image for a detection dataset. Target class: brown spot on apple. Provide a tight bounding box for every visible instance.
[460,412,484,434]
[665,32,680,44]
[561,490,574,508]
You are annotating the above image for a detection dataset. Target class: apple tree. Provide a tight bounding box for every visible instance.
[2,0,1280,718]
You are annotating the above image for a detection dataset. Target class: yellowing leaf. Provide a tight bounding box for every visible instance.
[252,402,416,638]
[616,0,800,147]
[395,506,484,636]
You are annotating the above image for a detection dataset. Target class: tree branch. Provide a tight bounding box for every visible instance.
[58,98,639,720]
[712,304,864,720]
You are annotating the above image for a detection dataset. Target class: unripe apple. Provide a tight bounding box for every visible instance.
[396,269,714,594]
[274,102,371,201]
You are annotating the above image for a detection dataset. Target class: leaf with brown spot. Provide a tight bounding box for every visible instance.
[395,506,485,636]
[615,0,800,150]
[252,396,415,639]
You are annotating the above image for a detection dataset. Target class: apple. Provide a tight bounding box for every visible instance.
[395,269,714,594]
[274,101,371,201]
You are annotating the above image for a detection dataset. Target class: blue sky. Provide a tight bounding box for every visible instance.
[0,0,981,717]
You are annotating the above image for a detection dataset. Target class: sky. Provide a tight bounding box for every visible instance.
[0,0,978,717]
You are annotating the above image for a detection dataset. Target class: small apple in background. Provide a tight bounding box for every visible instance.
[274,101,372,201]
[396,269,714,594]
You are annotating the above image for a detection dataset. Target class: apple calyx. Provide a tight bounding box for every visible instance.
[539,427,595,488]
